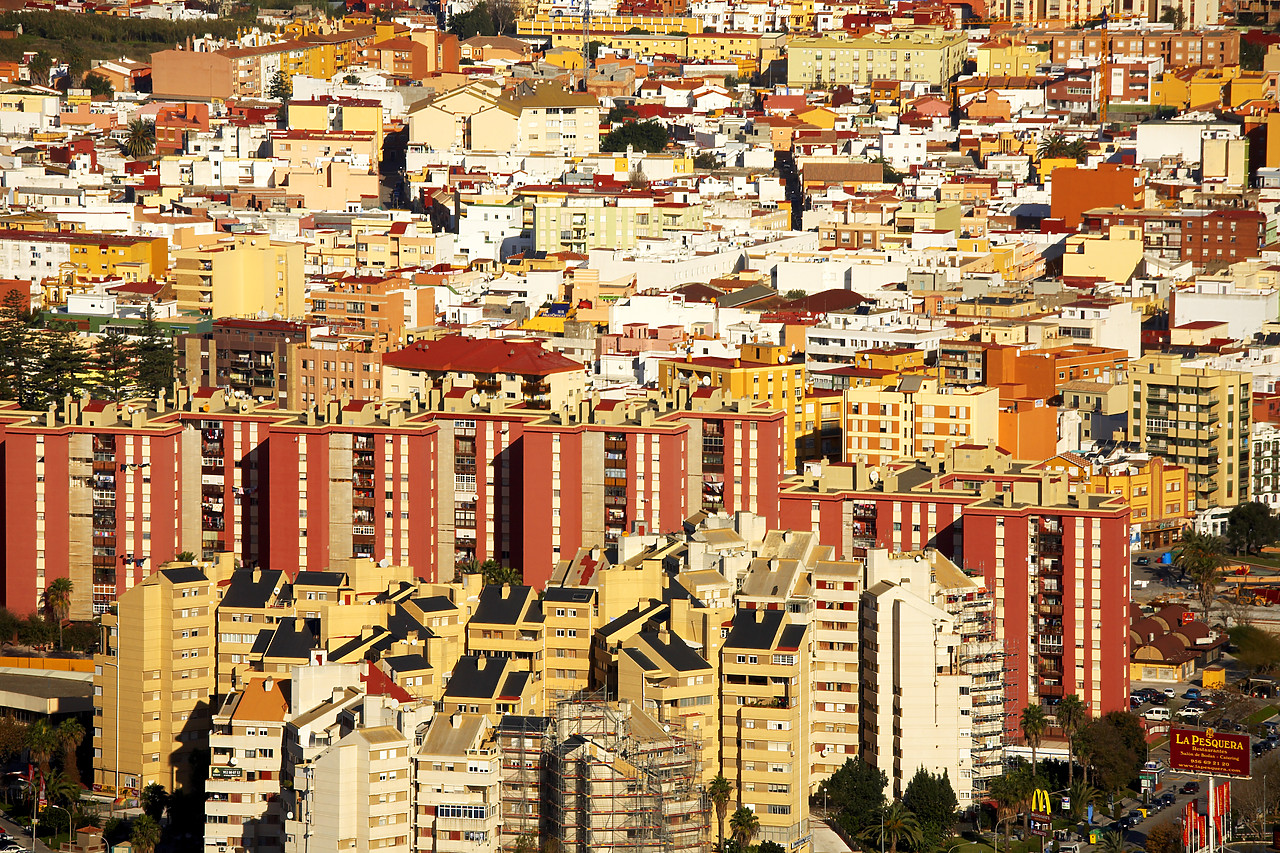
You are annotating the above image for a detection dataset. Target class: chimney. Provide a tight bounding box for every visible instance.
[475,656,487,671]
[657,627,670,644]
[501,584,511,599]
[754,607,766,623]
[451,713,462,728]
[263,676,274,692]
[252,567,262,583]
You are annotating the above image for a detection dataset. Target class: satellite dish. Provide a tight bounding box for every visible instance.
[471,393,481,405]
[379,557,390,568]
[869,470,880,483]
[228,756,237,766]
[778,354,786,364]
[257,310,268,319]
[701,375,711,386]
[286,812,294,821]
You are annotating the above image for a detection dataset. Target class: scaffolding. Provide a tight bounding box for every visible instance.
[495,715,552,851]
[549,695,709,853]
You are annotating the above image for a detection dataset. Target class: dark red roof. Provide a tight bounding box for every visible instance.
[383,334,582,377]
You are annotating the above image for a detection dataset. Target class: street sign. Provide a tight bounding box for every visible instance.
[1029,813,1051,838]
[1169,727,1252,779]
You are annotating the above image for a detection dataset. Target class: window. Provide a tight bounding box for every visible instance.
[437,805,487,820]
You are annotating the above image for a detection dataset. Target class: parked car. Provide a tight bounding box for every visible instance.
[1176,707,1202,720]
[1145,707,1172,721]
[1136,557,1151,566]
[1164,687,1178,698]
[1184,688,1201,700]
[1182,782,1201,795]
[1157,793,1177,807]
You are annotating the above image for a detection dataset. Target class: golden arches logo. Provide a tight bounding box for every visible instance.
[1031,789,1052,814]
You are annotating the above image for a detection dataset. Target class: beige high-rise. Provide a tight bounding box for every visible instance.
[93,562,216,793]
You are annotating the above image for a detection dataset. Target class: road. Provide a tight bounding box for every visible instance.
[0,808,53,853]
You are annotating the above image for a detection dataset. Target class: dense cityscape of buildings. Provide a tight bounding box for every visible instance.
[0,0,1272,849]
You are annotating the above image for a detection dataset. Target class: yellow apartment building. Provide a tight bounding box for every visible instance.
[786,28,967,88]
[1130,353,1251,511]
[1086,455,1190,549]
[70,234,169,282]
[720,608,810,851]
[841,376,1000,466]
[214,567,290,696]
[93,562,216,793]
[976,40,1045,77]
[659,343,805,470]
[543,586,598,705]
[441,654,540,716]
[616,627,720,780]
[170,234,305,318]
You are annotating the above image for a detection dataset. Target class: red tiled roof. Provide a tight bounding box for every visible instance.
[383,334,582,376]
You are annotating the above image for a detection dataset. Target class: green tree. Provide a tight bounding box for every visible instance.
[1021,703,1048,776]
[140,782,168,821]
[863,801,923,853]
[1076,712,1145,795]
[35,322,89,408]
[56,718,84,785]
[1158,5,1185,28]
[586,40,607,61]
[134,303,175,399]
[44,769,80,808]
[175,551,196,562]
[41,576,72,649]
[28,51,52,86]
[626,25,650,33]
[988,767,1034,842]
[0,716,25,765]
[343,73,361,85]
[267,69,292,101]
[818,757,887,836]
[903,768,957,850]
[92,326,136,401]
[1056,694,1087,788]
[600,120,669,153]
[1096,829,1130,853]
[707,773,732,851]
[129,814,161,853]
[1065,138,1090,162]
[457,559,521,586]
[1067,780,1099,822]
[694,152,718,169]
[1229,624,1280,672]
[122,118,155,159]
[606,104,638,124]
[448,3,497,38]
[81,72,114,98]
[1177,532,1228,620]
[25,719,57,777]
[729,806,760,847]
[1227,501,1280,555]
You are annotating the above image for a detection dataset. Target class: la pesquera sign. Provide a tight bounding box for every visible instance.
[1169,727,1252,779]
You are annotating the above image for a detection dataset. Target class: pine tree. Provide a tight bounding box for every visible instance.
[93,326,137,401]
[34,323,88,407]
[134,304,174,399]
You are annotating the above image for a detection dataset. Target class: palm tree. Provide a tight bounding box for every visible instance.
[122,119,155,160]
[1096,829,1130,853]
[1038,132,1070,160]
[863,801,924,853]
[1065,138,1091,162]
[708,773,732,851]
[43,769,80,808]
[729,806,760,848]
[1056,694,1087,788]
[1178,532,1228,621]
[56,719,84,785]
[1021,704,1048,776]
[989,769,1034,844]
[1067,780,1100,822]
[130,814,161,853]
[25,719,57,777]
[42,577,72,649]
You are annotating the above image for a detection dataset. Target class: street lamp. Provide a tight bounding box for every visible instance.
[36,802,74,851]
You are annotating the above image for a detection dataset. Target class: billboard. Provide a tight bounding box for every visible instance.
[1169,727,1251,779]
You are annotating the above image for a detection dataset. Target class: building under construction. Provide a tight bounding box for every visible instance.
[548,696,709,853]
[495,715,552,850]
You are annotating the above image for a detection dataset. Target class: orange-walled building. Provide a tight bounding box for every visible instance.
[1049,164,1144,229]
[984,344,1129,400]
[997,390,1058,461]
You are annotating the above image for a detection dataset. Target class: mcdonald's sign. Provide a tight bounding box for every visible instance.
[1029,789,1052,838]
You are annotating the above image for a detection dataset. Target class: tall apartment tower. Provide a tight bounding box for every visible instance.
[93,560,218,793]
[1129,353,1251,511]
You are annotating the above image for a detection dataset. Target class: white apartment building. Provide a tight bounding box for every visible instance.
[303,726,413,853]
[860,574,975,804]
[205,676,291,853]
[1056,298,1142,358]
[413,713,503,853]
[1252,422,1280,510]
[806,309,953,362]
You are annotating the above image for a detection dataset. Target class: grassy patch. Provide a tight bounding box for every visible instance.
[1244,706,1278,725]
